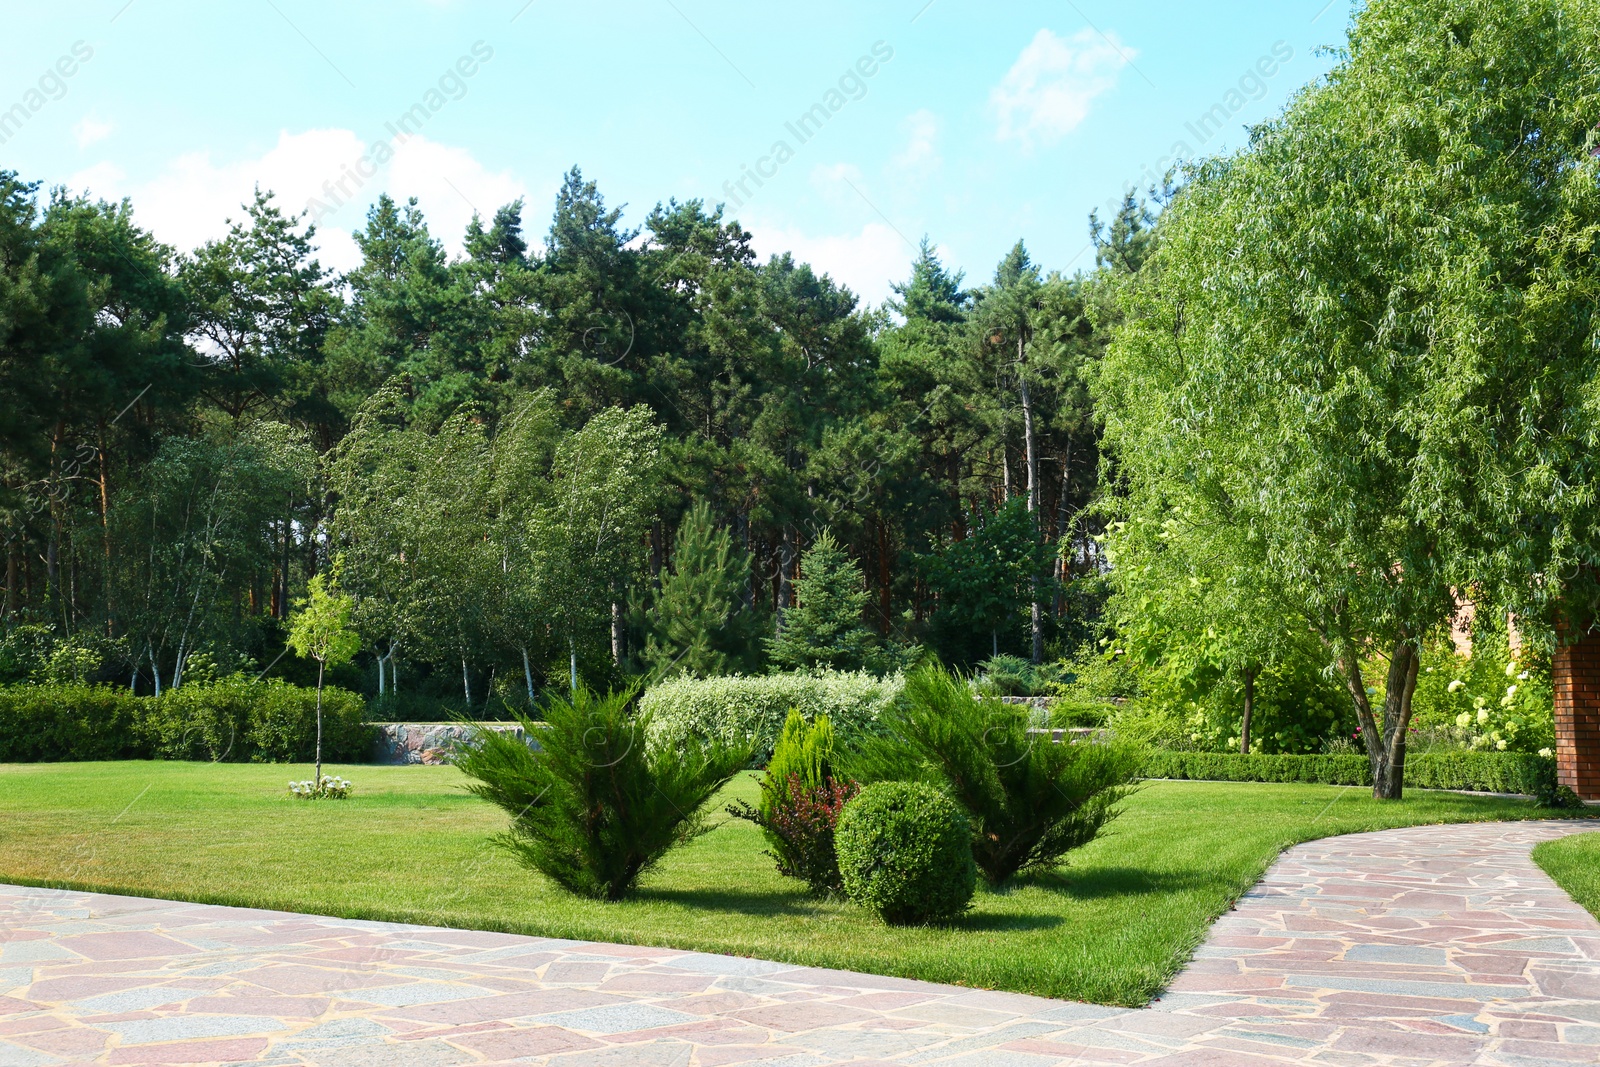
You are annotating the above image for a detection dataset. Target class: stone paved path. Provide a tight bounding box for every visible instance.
[0,821,1596,1066]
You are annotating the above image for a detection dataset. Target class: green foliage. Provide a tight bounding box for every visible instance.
[241,682,371,763]
[1096,0,1600,797]
[639,502,760,679]
[641,670,902,761]
[0,684,146,761]
[767,531,880,672]
[1410,633,1554,756]
[761,710,836,821]
[1154,646,1352,755]
[287,573,361,671]
[976,654,1066,698]
[848,667,1140,885]
[0,680,370,763]
[1141,750,1558,796]
[727,710,856,895]
[835,781,976,925]
[0,625,116,685]
[457,688,748,901]
[925,500,1045,666]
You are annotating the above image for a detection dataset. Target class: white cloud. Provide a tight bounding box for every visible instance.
[72,115,113,149]
[747,221,915,307]
[991,28,1132,148]
[66,128,528,273]
[894,109,941,173]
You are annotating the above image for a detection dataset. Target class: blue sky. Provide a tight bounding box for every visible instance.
[0,0,1353,304]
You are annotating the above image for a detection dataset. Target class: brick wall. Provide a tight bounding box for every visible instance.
[1553,633,1600,800]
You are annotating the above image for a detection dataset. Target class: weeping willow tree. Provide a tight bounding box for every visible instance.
[1098,0,1600,798]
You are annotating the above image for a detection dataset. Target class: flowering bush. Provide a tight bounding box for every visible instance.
[289,775,353,799]
[1409,632,1554,755]
[642,671,901,762]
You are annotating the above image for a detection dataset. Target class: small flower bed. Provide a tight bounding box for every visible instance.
[288,775,353,800]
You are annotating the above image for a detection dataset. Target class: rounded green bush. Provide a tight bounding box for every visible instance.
[834,781,976,925]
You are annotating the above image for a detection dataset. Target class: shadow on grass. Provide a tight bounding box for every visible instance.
[635,884,835,919]
[1022,865,1219,901]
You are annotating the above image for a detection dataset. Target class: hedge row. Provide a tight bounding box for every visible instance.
[1141,750,1555,795]
[642,671,902,761]
[0,680,372,763]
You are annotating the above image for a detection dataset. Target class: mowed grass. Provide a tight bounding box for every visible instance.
[0,762,1585,1006]
[1534,831,1600,922]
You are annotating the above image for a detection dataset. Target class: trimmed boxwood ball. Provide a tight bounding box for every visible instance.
[834,781,976,925]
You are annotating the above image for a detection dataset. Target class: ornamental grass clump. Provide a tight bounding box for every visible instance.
[850,665,1141,886]
[728,710,859,895]
[457,687,748,901]
[834,781,975,925]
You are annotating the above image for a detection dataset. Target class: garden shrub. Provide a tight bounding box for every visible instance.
[728,710,858,895]
[458,688,749,901]
[243,681,370,763]
[1141,750,1559,797]
[848,667,1141,885]
[835,781,976,925]
[0,683,146,761]
[144,675,257,761]
[642,670,902,761]
[1409,631,1555,755]
[0,679,369,763]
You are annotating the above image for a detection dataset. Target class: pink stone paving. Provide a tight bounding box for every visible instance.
[1,820,1597,1065]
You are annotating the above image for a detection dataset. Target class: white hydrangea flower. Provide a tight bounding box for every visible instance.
[1477,709,1490,724]
[1456,712,1471,728]
[1496,739,1508,751]
[1539,747,1553,758]
[1447,679,1465,693]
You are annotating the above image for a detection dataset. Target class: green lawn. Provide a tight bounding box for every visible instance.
[1534,832,1600,922]
[0,762,1585,1006]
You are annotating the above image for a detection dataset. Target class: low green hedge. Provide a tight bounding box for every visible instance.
[0,680,372,764]
[642,671,902,761]
[1141,750,1555,795]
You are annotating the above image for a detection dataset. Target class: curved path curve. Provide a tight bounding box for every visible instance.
[0,821,1596,1066]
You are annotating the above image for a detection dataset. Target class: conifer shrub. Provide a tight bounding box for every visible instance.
[458,688,749,901]
[728,710,859,895]
[834,781,976,925]
[848,666,1141,886]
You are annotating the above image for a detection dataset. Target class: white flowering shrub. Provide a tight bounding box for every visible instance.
[642,671,903,762]
[1409,632,1554,754]
[288,775,353,800]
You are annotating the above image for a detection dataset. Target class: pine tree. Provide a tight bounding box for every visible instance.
[766,531,878,672]
[643,502,754,678]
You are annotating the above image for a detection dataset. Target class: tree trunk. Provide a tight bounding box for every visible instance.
[569,639,578,693]
[97,420,114,635]
[877,520,893,635]
[777,524,796,631]
[1338,634,1421,800]
[611,600,624,664]
[522,647,535,704]
[461,657,472,708]
[314,660,324,787]
[1019,354,1043,664]
[1240,666,1257,754]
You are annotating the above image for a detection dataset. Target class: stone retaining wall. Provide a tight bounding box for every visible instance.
[371,722,541,766]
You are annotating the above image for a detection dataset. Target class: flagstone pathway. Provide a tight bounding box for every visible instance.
[1,820,1597,1066]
